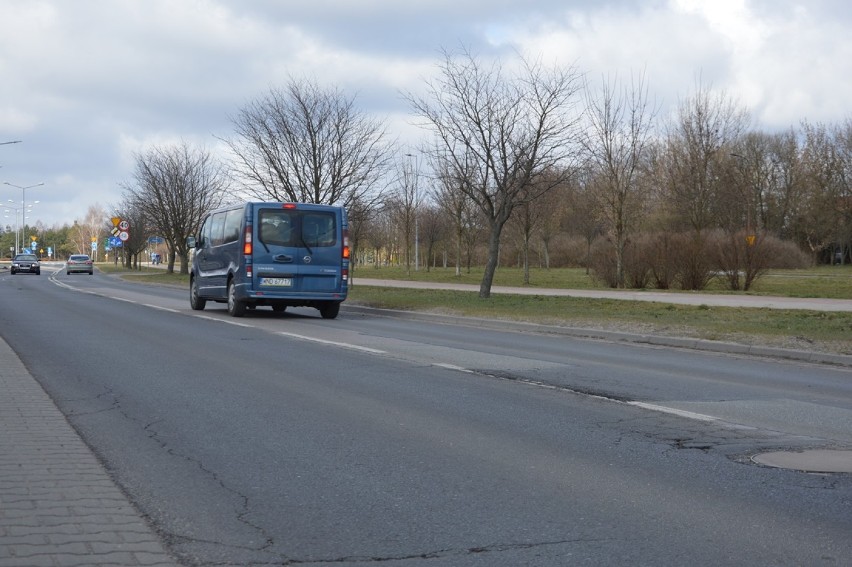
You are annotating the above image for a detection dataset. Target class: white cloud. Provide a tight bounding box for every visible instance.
[1,0,851,227]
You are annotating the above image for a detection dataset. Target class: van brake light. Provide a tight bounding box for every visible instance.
[244,226,252,255]
[342,228,350,260]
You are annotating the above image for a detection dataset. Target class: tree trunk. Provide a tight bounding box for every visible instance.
[479,222,503,298]
[455,226,463,277]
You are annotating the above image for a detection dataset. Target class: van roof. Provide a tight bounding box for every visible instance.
[209,202,345,213]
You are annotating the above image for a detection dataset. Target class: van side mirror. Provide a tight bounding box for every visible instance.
[186,236,197,249]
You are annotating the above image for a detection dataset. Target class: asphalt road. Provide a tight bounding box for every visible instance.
[1,267,851,566]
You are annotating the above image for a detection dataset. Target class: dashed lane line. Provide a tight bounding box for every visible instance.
[276,331,386,354]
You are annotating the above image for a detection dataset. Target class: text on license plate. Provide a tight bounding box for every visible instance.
[260,277,292,287]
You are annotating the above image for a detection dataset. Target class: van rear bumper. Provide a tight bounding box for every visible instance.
[237,284,347,304]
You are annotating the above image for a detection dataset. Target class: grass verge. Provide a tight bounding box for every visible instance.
[352,265,852,299]
[346,286,852,355]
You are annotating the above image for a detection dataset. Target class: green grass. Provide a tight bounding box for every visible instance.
[349,265,852,355]
[346,286,852,355]
[92,262,852,355]
[749,267,852,299]
[96,263,190,286]
[353,265,601,289]
[353,265,852,299]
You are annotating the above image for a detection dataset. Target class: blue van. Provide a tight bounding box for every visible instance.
[187,202,349,318]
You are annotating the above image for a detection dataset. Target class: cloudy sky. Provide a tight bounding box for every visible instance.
[1,0,850,228]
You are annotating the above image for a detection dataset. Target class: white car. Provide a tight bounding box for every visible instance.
[66,254,94,275]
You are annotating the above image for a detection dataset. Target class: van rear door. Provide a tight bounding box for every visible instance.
[252,205,344,294]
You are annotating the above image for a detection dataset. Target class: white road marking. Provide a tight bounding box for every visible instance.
[432,362,474,373]
[143,304,179,313]
[627,401,719,422]
[276,331,386,354]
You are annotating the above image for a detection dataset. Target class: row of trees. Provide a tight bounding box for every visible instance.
[370,51,851,295]
[1,205,106,261]
[17,47,850,297]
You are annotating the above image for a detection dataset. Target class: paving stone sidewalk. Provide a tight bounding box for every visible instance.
[0,338,177,567]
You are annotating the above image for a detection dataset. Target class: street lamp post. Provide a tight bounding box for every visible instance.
[4,182,44,253]
[0,140,22,171]
[405,153,420,271]
[4,203,28,255]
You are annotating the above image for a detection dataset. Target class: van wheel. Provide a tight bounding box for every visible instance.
[318,301,340,319]
[227,279,246,317]
[190,277,206,310]
[272,304,287,313]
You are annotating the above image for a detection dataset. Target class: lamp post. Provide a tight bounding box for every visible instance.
[0,140,21,170]
[404,153,420,271]
[3,208,18,256]
[4,182,44,253]
[4,203,27,255]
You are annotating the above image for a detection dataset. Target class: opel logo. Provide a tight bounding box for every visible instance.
[303,256,312,263]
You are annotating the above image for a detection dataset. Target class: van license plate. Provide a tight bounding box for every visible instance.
[260,277,292,287]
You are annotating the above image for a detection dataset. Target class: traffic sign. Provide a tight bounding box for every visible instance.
[148,236,165,244]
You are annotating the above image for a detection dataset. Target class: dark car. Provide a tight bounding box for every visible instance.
[11,254,40,275]
[66,254,94,275]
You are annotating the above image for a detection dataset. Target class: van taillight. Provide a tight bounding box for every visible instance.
[342,267,348,281]
[342,229,350,260]
[244,226,252,255]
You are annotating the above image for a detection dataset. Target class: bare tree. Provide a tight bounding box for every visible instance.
[793,121,848,263]
[581,71,656,288]
[658,80,749,289]
[127,141,228,274]
[388,155,423,276]
[432,155,479,277]
[662,80,749,235]
[766,129,805,240]
[417,203,447,271]
[345,193,378,274]
[69,204,107,260]
[564,169,604,274]
[407,47,583,298]
[225,77,393,209]
[506,174,566,284]
[111,200,151,269]
[534,179,571,271]
[834,118,852,264]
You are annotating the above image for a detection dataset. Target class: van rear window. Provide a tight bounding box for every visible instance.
[259,210,336,247]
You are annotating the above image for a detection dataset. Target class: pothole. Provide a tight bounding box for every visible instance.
[752,449,852,473]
